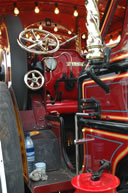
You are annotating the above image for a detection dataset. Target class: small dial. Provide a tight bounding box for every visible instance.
[44,57,57,71]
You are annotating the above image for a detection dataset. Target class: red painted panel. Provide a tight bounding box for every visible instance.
[46,100,78,114]
[82,128,128,174]
[82,73,128,121]
[20,110,36,131]
[45,49,84,101]
[31,95,46,129]
[110,2,128,62]
[31,180,73,193]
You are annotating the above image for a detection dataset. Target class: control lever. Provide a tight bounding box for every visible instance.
[91,160,111,181]
[80,97,101,118]
[60,35,78,46]
[86,65,110,94]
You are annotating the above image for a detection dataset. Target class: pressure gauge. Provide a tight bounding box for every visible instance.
[44,57,57,71]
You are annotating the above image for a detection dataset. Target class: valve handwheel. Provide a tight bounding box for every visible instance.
[17,28,60,55]
[24,70,44,90]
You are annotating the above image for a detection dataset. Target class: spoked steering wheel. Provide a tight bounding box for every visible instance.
[24,70,44,90]
[17,28,60,55]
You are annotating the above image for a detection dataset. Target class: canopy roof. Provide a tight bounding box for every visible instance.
[0,0,126,49]
[0,0,107,33]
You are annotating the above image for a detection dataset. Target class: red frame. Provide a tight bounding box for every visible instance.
[80,0,128,191]
[21,1,128,192]
[82,72,128,121]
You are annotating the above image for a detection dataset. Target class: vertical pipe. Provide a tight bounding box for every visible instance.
[75,112,90,175]
[75,114,79,175]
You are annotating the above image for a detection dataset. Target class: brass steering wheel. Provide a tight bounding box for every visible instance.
[17,28,59,55]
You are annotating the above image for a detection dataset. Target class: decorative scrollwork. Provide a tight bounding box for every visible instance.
[85,0,104,60]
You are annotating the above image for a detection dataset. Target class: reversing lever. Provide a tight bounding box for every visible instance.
[91,160,111,181]
[86,66,110,94]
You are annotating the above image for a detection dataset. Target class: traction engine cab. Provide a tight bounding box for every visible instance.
[0,0,128,193]
[77,0,128,192]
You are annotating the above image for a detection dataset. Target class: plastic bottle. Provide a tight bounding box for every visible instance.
[25,132,35,174]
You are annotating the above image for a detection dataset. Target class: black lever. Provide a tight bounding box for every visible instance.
[80,97,101,119]
[91,159,111,181]
[86,66,110,94]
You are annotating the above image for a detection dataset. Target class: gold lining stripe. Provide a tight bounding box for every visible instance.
[101,115,128,121]
[112,147,128,174]
[82,72,128,120]
[82,72,128,96]
[82,72,128,88]
[101,0,115,34]
[82,127,128,140]
[110,53,128,63]
[82,127,128,175]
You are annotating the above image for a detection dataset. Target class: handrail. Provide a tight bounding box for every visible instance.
[75,112,95,175]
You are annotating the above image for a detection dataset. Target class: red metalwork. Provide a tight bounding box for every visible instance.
[72,173,120,193]
[46,100,78,114]
[31,95,46,129]
[110,2,128,63]
[20,110,36,131]
[82,72,128,121]
[82,128,128,174]
[30,180,73,193]
[79,1,128,192]
[0,0,128,193]
[45,49,84,100]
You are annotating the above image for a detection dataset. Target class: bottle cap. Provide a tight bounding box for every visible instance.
[35,162,46,169]
[26,132,30,137]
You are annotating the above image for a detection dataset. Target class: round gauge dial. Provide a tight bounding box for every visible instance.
[44,57,57,71]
